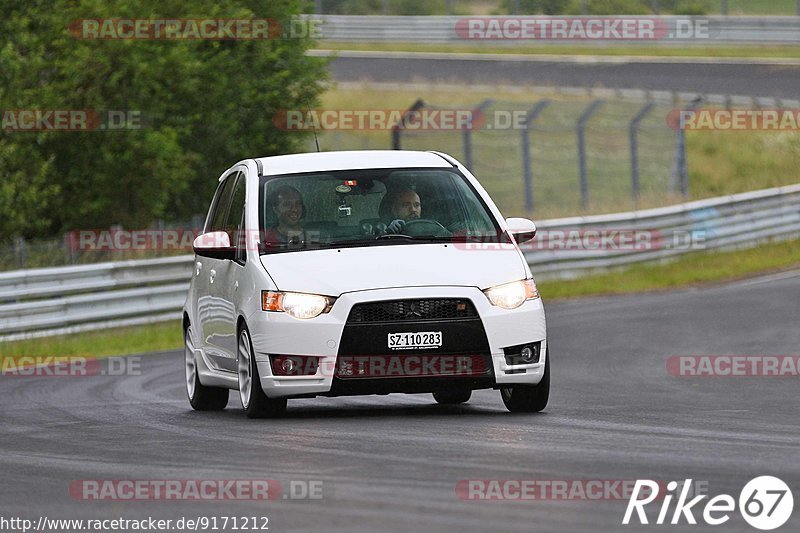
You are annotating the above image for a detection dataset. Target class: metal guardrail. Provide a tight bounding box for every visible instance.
[1,184,798,340]
[314,15,800,45]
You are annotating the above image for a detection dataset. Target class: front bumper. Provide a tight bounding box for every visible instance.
[247,286,547,398]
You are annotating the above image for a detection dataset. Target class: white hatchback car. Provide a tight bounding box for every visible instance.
[183,150,548,418]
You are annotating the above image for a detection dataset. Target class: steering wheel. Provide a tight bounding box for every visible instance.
[402,218,452,237]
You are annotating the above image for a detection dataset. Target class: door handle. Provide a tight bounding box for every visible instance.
[209,269,216,284]
[195,262,202,276]
[234,281,239,291]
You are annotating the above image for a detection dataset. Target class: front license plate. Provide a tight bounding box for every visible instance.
[388,331,442,350]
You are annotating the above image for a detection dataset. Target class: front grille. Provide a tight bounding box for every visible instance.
[348,299,478,323]
[335,354,491,379]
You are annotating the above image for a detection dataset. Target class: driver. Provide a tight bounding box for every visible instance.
[384,188,421,234]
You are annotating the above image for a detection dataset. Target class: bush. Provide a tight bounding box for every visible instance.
[0,0,328,241]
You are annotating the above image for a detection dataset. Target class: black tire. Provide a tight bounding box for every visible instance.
[238,325,287,419]
[433,389,472,405]
[500,347,550,413]
[185,326,228,411]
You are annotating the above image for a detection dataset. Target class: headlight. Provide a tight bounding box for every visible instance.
[483,279,539,309]
[262,291,334,319]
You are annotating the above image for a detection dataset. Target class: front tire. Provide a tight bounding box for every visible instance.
[238,325,287,419]
[185,326,228,411]
[500,347,550,413]
[433,389,472,405]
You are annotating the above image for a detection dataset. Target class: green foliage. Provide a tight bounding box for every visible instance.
[316,0,448,15]
[0,0,327,241]
[501,0,710,14]
[502,0,572,14]
[565,0,651,14]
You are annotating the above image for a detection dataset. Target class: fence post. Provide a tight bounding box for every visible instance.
[521,99,551,215]
[672,98,701,198]
[577,99,604,210]
[14,237,26,268]
[391,98,425,150]
[64,232,77,264]
[721,0,728,15]
[629,101,655,205]
[462,99,494,171]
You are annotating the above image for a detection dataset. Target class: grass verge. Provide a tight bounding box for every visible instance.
[0,320,182,360]
[537,237,800,299]
[318,42,800,59]
[2,239,799,358]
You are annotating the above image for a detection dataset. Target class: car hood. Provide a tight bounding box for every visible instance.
[260,243,528,296]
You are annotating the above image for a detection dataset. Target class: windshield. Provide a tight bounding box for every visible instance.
[258,167,503,253]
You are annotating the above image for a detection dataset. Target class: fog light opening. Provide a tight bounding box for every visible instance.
[503,341,542,366]
[520,346,534,363]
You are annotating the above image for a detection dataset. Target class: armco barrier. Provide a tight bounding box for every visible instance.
[312,15,800,45]
[0,184,798,340]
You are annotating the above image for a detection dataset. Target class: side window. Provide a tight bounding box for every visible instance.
[208,171,240,233]
[226,173,247,263]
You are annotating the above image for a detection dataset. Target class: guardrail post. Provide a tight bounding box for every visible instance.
[521,99,551,215]
[391,99,425,150]
[629,101,655,205]
[462,99,494,171]
[577,99,604,210]
[721,0,728,15]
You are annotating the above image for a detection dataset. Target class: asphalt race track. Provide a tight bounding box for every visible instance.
[1,270,798,532]
[327,53,800,99]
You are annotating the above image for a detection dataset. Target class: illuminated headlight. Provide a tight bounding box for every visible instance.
[262,291,334,319]
[483,279,539,309]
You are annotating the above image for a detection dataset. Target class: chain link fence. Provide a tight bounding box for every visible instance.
[313,92,693,218]
[0,215,205,272]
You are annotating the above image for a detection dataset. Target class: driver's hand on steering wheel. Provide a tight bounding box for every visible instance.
[387,219,406,234]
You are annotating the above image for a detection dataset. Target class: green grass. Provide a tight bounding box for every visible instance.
[317,42,800,59]
[537,237,800,299]
[723,0,799,15]
[0,320,182,359]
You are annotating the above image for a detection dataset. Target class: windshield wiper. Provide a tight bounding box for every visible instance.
[375,233,415,240]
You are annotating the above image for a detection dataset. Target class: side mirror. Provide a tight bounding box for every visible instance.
[193,231,235,260]
[505,217,537,244]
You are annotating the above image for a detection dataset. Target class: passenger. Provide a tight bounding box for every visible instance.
[264,185,305,244]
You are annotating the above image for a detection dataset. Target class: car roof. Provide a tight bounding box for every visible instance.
[252,150,454,177]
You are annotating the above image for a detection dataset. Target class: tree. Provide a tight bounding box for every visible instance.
[0,0,328,240]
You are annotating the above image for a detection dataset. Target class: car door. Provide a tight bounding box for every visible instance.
[198,170,240,372]
[212,170,248,373]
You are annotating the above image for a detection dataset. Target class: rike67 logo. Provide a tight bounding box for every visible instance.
[623,477,794,530]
